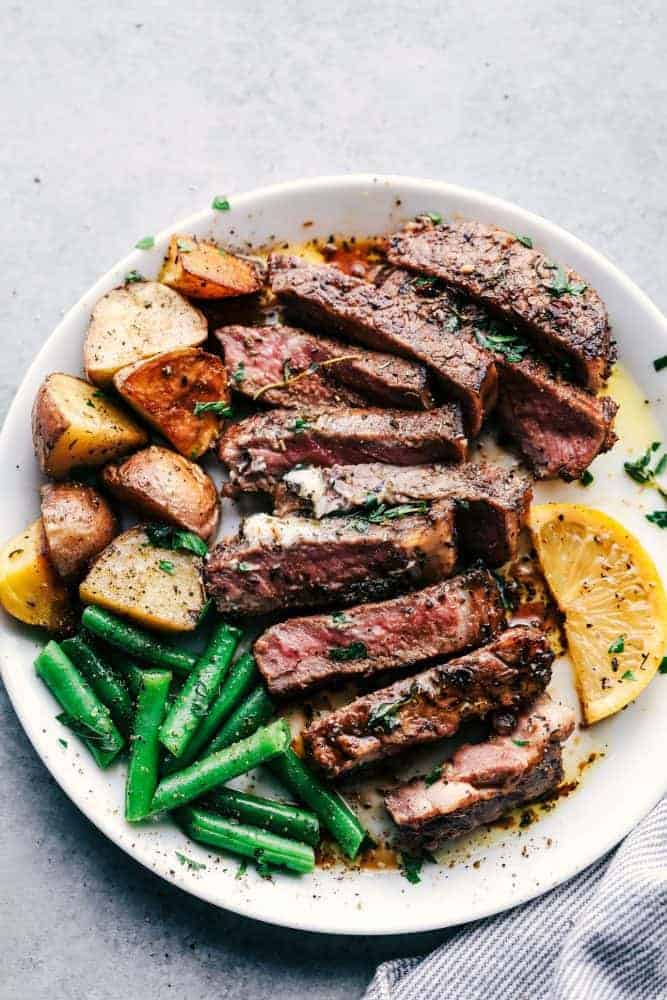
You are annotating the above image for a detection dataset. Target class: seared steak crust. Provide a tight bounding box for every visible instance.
[495,356,618,480]
[269,255,497,436]
[215,323,433,410]
[204,500,457,617]
[304,626,553,779]
[385,695,575,850]
[219,404,467,494]
[254,568,507,697]
[387,219,613,390]
[276,460,532,565]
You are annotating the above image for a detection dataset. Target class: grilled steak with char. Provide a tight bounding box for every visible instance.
[385,694,575,850]
[276,460,532,565]
[387,218,614,390]
[219,404,467,494]
[215,324,433,410]
[254,568,506,697]
[304,626,553,779]
[204,500,457,617]
[269,254,496,436]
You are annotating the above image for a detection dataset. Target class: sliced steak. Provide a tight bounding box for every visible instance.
[385,695,575,850]
[495,356,618,480]
[276,460,532,565]
[268,254,496,436]
[387,218,614,390]
[215,323,433,410]
[254,568,507,697]
[204,500,457,617]
[304,626,553,779]
[218,404,467,494]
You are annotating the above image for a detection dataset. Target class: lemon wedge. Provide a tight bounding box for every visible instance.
[529,504,667,725]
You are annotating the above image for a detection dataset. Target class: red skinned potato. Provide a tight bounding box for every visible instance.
[102,446,219,541]
[159,235,262,300]
[40,483,118,581]
[113,349,230,459]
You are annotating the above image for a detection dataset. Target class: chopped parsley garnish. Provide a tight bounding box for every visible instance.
[159,560,175,574]
[232,362,246,384]
[580,470,594,487]
[544,265,587,297]
[145,524,208,556]
[56,713,119,752]
[608,635,625,654]
[193,400,233,417]
[331,611,350,625]
[58,738,68,748]
[212,195,231,211]
[135,235,155,250]
[474,325,530,363]
[367,692,413,733]
[512,739,529,747]
[624,442,665,487]
[659,657,667,674]
[412,275,441,291]
[653,355,667,372]
[492,570,514,612]
[647,510,667,528]
[176,851,206,871]
[124,269,144,284]
[400,853,423,885]
[291,417,311,433]
[513,233,533,248]
[236,561,255,573]
[362,500,429,524]
[426,211,443,225]
[177,238,194,253]
[328,641,367,662]
[235,860,248,879]
[424,764,442,786]
[621,670,636,682]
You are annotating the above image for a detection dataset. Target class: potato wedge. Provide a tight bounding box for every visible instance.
[0,519,73,632]
[32,373,148,478]
[84,281,208,386]
[102,446,219,540]
[159,235,262,300]
[41,483,118,581]
[79,526,206,632]
[113,349,229,459]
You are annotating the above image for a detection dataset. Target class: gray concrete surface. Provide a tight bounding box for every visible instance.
[1,1,665,997]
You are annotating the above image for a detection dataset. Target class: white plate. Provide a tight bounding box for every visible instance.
[1,175,666,936]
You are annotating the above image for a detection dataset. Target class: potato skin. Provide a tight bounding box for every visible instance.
[159,235,262,300]
[32,373,148,478]
[84,281,208,386]
[113,349,229,459]
[0,519,74,633]
[79,526,206,632]
[102,446,219,540]
[40,483,118,581]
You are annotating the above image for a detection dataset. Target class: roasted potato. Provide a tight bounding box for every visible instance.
[32,373,148,478]
[113,349,229,459]
[0,519,73,632]
[79,526,206,632]
[40,483,118,581]
[84,281,208,386]
[159,235,262,300]
[102,446,219,540]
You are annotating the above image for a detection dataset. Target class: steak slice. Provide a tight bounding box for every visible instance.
[495,356,618,480]
[218,404,467,494]
[254,568,507,697]
[385,695,575,851]
[304,626,553,779]
[204,499,457,617]
[276,460,532,565]
[387,218,614,390]
[268,255,496,436]
[215,324,433,410]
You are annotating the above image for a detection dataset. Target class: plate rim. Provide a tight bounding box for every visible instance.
[1,172,666,936]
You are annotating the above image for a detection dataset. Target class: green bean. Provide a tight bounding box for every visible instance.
[150,719,290,815]
[205,686,275,756]
[179,806,315,874]
[159,623,241,757]
[162,651,258,774]
[35,641,124,768]
[269,750,366,859]
[81,606,197,675]
[61,636,133,736]
[125,670,172,822]
[206,787,320,847]
[103,647,146,700]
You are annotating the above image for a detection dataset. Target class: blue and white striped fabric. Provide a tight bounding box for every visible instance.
[364,796,667,1000]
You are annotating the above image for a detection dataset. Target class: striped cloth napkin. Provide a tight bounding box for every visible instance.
[364,796,666,1000]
